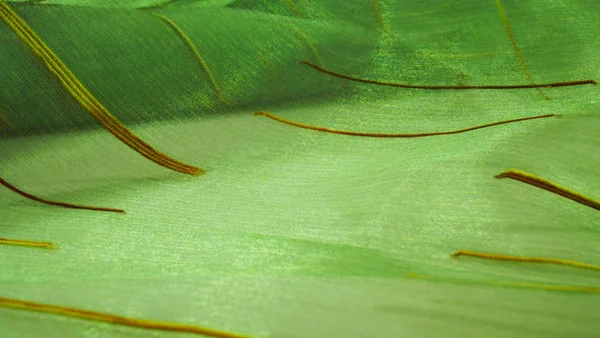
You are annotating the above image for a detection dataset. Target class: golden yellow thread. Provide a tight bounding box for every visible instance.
[284,0,303,18]
[494,0,549,100]
[0,106,15,131]
[0,4,183,173]
[495,169,600,211]
[407,273,600,295]
[0,296,250,338]
[255,111,556,138]
[452,250,600,272]
[0,237,55,249]
[150,12,231,106]
[0,1,202,175]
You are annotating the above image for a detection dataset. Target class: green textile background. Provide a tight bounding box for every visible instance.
[1,0,599,337]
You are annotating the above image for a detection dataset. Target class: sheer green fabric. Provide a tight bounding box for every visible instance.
[1,0,599,337]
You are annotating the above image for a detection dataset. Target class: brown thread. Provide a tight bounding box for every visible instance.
[494,0,550,100]
[452,250,600,272]
[0,1,203,176]
[255,111,556,138]
[0,296,250,338]
[0,237,55,249]
[495,169,600,211]
[0,177,124,213]
[299,60,596,89]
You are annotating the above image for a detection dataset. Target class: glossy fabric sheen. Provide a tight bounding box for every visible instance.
[1,0,599,337]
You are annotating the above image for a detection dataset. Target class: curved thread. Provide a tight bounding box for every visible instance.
[407,273,600,295]
[0,3,190,174]
[0,296,250,338]
[255,111,556,138]
[0,237,55,249]
[0,2,194,174]
[495,169,600,211]
[452,250,600,272]
[0,1,202,175]
[151,12,231,106]
[0,177,124,213]
[494,0,549,100]
[300,60,597,89]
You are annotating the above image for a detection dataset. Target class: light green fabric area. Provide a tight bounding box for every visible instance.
[1,0,599,337]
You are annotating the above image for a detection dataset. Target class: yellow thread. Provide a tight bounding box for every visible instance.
[0,1,202,175]
[0,1,197,174]
[150,12,231,106]
[0,296,250,338]
[0,1,198,174]
[0,237,55,249]
[452,250,600,272]
[494,0,550,100]
[255,111,556,138]
[407,273,600,295]
[495,169,600,211]
[284,0,303,18]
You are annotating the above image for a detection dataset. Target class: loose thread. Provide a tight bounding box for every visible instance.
[495,169,600,211]
[0,177,124,213]
[0,237,55,249]
[150,12,231,106]
[494,0,550,101]
[299,60,596,89]
[0,1,203,176]
[452,250,600,272]
[254,111,556,138]
[407,273,600,295]
[0,296,250,338]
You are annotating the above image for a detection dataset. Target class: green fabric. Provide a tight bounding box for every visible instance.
[1,0,599,337]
